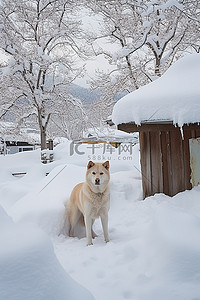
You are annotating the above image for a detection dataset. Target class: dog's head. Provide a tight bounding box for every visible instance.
[86,161,110,192]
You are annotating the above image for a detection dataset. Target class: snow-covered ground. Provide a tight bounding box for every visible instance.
[1,141,200,300]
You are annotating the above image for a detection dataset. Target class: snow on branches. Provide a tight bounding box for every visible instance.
[86,0,200,101]
[0,0,89,149]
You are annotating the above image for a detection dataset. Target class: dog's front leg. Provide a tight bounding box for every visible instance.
[100,213,109,243]
[84,215,93,246]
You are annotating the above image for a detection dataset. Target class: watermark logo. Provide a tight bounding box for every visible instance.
[70,143,85,156]
[70,142,134,161]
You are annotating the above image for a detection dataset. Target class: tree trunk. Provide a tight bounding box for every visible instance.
[155,56,161,77]
[40,126,47,150]
[125,55,139,89]
[38,111,51,151]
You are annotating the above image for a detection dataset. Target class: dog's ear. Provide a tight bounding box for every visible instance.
[102,161,109,170]
[87,161,95,169]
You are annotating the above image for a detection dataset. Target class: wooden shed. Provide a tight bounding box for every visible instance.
[112,54,200,199]
[118,122,200,199]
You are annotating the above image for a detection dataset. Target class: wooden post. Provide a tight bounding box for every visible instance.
[48,139,53,150]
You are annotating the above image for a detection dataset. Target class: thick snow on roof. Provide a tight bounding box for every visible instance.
[84,126,136,139]
[112,54,200,127]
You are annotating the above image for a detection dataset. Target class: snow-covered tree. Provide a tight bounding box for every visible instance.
[0,0,89,149]
[87,0,200,99]
[47,95,89,140]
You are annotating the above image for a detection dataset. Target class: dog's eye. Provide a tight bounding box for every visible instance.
[100,172,104,175]
[92,172,96,175]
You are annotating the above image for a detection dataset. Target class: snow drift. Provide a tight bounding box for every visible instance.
[0,205,94,300]
[1,141,200,299]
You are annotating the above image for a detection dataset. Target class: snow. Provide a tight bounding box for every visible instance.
[84,127,135,139]
[112,54,200,127]
[0,206,94,300]
[82,126,138,144]
[160,0,183,10]
[1,141,200,299]
[0,121,40,144]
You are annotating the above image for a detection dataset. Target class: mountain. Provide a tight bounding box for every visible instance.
[69,84,101,104]
[69,83,128,104]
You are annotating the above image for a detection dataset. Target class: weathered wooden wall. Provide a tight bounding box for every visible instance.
[118,123,200,199]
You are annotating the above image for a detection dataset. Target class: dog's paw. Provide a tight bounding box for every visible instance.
[92,231,98,239]
[87,242,93,246]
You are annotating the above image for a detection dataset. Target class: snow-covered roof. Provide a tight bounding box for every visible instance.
[78,126,138,143]
[83,126,135,138]
[112,54,200,127]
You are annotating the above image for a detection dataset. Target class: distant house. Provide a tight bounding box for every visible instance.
[111,54,200,199]
[0,122,40,155]
[1,140,36,155]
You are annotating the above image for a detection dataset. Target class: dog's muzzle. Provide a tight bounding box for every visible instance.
[95,178,100,185]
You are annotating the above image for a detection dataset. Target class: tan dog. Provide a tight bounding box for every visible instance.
[67,161,110,246]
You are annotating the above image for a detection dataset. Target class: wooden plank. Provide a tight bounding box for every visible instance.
[170,129,185,196]
[138,132,146,199]
[182,127,192,191]
[119,123,176,133]
[191,129,196,138]
[160,131,170,196]
[183,124,200,131]
[118,122,200,133]
[166,131,174,196]
[139,131,152,199]
[150,131,163,195]
[195,129,200,138]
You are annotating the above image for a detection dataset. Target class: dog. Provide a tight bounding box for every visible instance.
[67,160,110,246]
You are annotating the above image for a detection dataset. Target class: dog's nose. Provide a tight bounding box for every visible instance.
[95,178,100,185]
